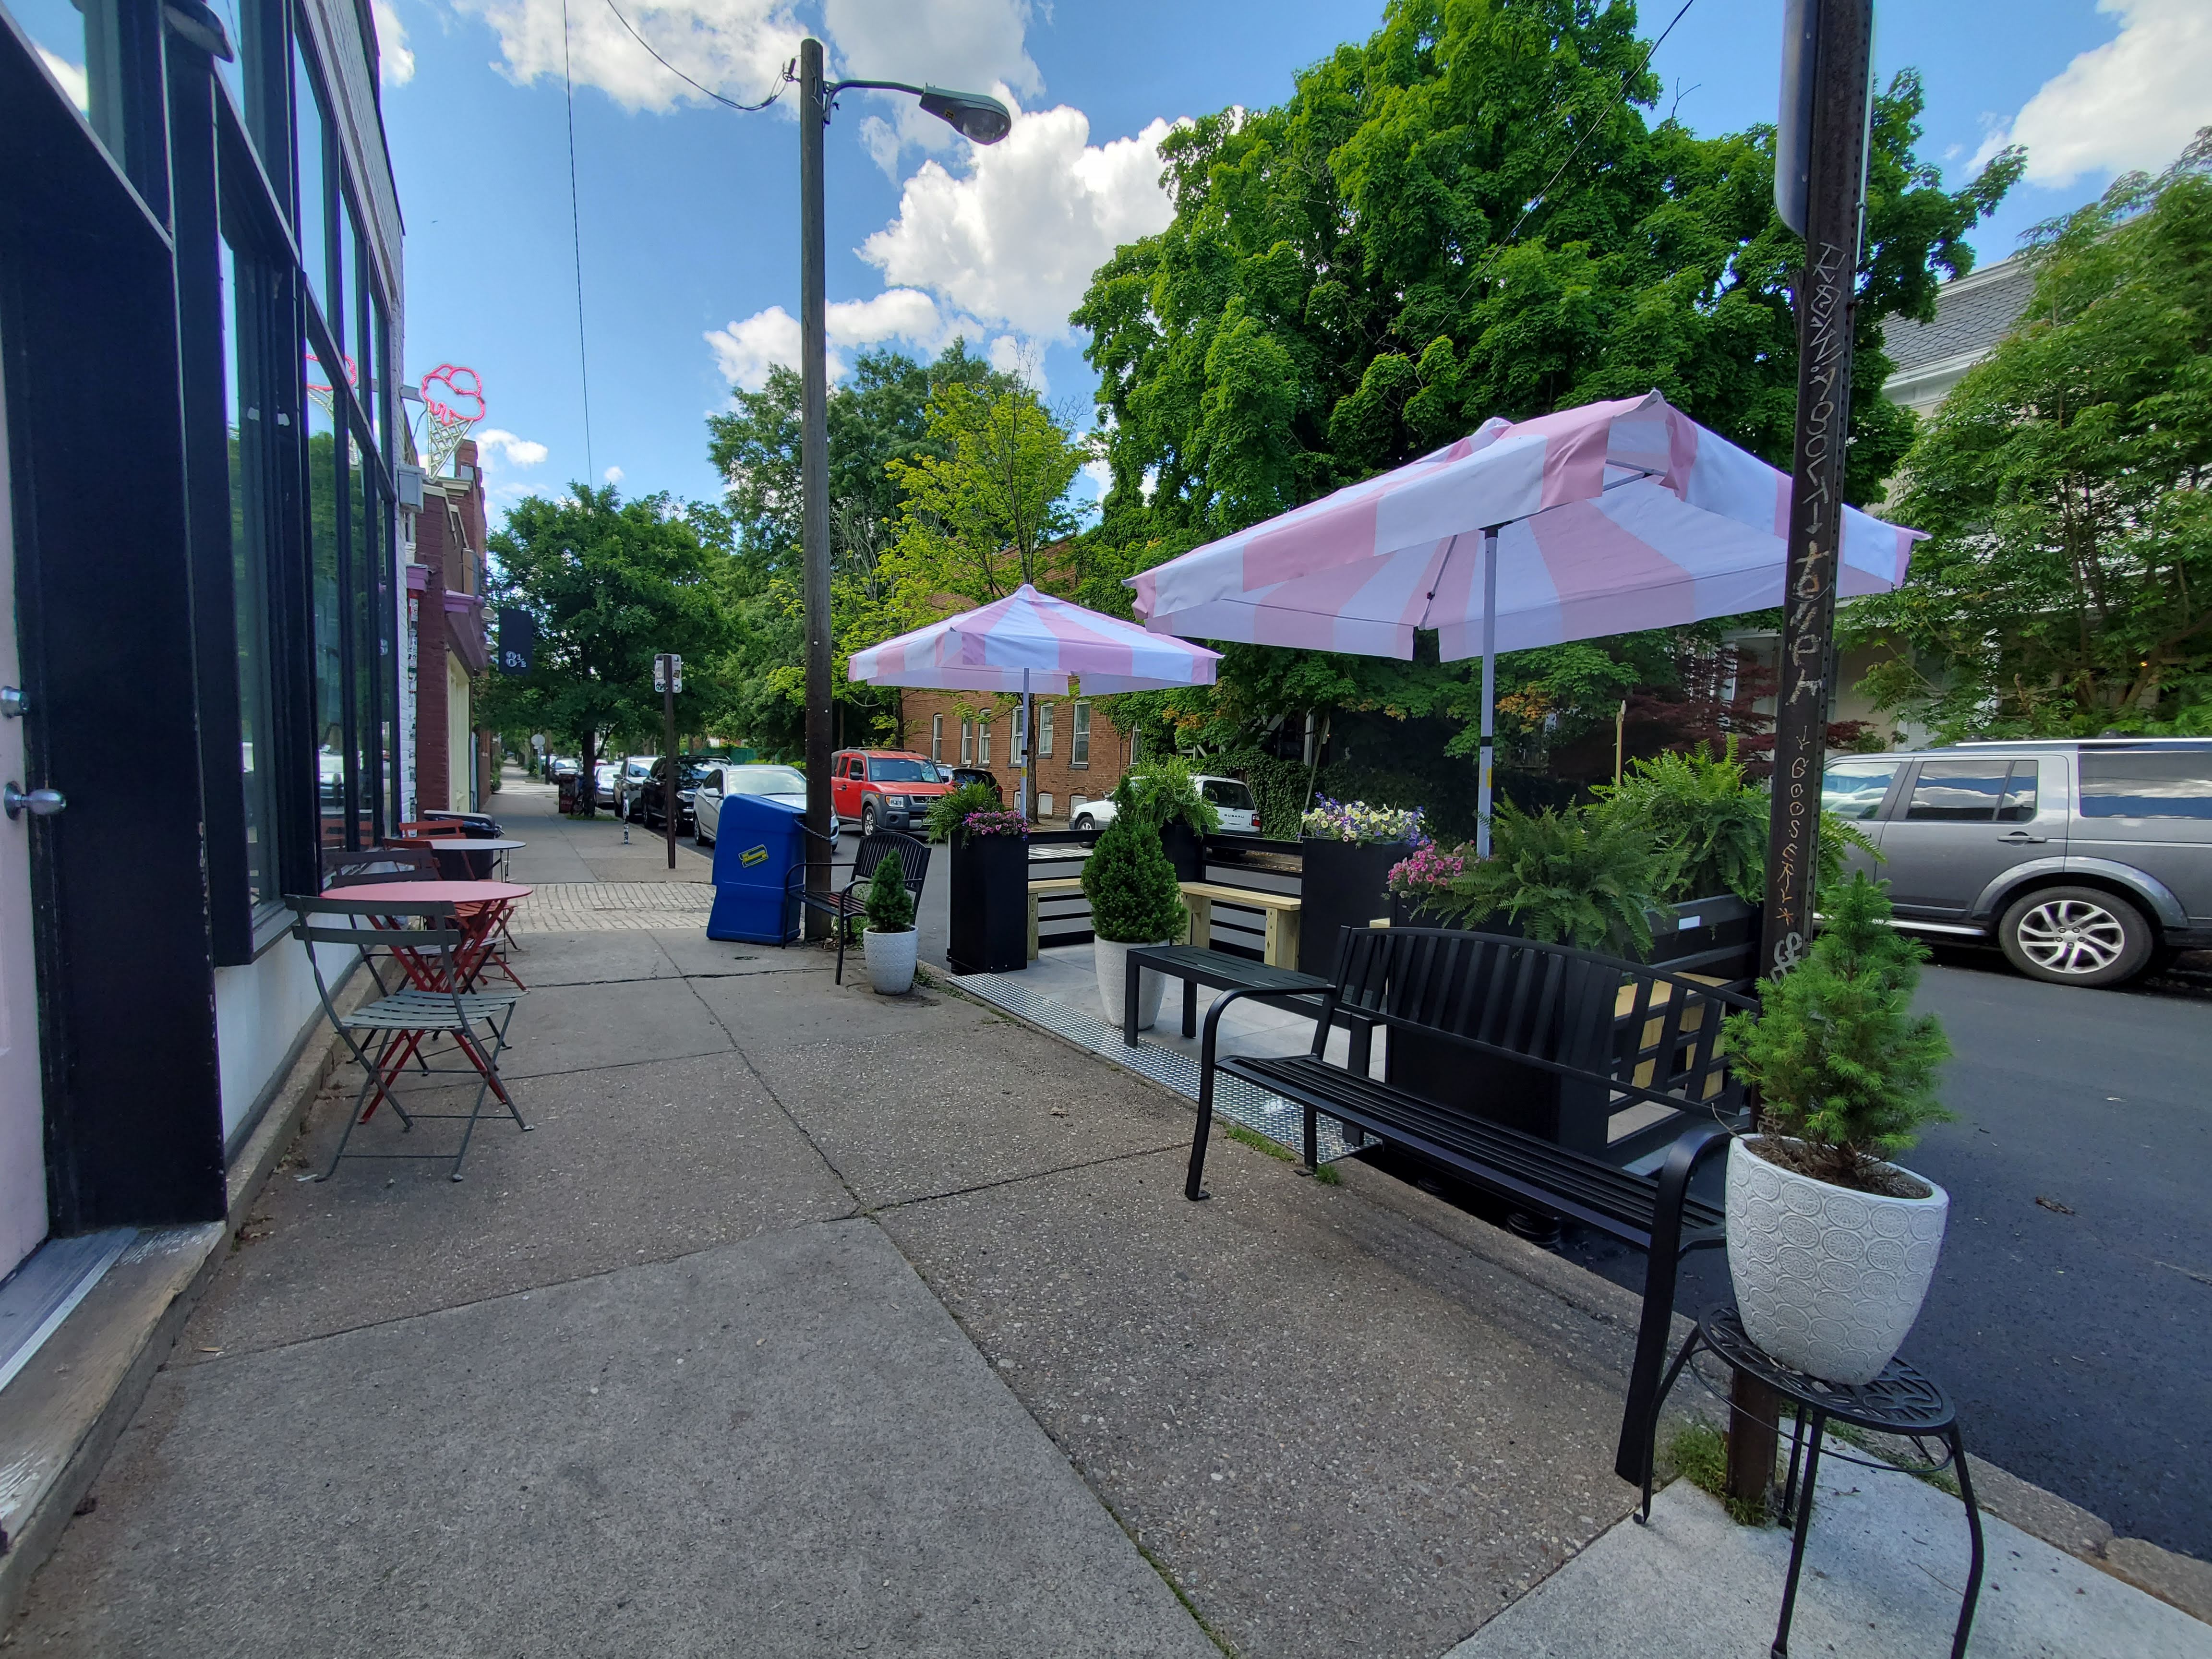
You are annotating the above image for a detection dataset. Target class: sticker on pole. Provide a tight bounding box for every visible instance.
[740,844,768,867]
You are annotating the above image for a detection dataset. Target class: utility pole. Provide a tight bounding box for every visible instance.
[1737,0,1877,1511]
[798,37,834,936]
[657,652,682,870]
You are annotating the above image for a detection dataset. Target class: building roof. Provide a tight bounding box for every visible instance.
[1882,253,2036,377]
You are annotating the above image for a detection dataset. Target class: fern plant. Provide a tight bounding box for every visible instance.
[1431,803,1669,955]
[1722,873,1951,1191]
[1082,813,1189,943]
[1595,741,1767,902]
[924,779,1003,843]
[1111,756,1220,836]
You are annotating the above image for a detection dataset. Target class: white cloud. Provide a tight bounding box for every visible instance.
[372,0,415,85]
[1972,0,2212,186]
[604,464,625,484]
[477,428,550,467]
[860,107,1179,340]
[705,288,957,388]
[38,47,89,112]
[455,0,804,114]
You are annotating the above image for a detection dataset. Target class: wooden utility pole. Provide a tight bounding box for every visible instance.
[1736,0,1877,1511]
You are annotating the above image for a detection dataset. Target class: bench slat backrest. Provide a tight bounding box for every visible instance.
[1331,926,1752,1117]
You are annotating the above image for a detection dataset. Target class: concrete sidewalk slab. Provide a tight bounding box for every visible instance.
[498,973,736,1079]
[748,1001,1194,1210]
[494,927,689,988]
[181,1049,853,1362]
[686,964,1000,1055]
[12,1221,1216,1659]
[879,1141,1649,1659]
[1444,1451,2212,1659]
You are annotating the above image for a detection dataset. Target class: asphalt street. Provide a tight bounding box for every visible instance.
[1559,949,2212,1560]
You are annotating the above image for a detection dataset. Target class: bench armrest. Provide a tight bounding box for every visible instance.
[1614,1121,1735,1486]
[1182,984,1341,1202]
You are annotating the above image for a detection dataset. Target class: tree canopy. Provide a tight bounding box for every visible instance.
[1848,132,2212,736]
[1070,0,2016,818]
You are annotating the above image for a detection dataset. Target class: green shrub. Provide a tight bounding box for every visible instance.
[1431,803,1669,954]
[1722,873,1952,1190]
[924,780,1002,843]
[1596,742,1767,902]
[863,852,914,933]
[1111,756,1220,836]
[1082,813,1189,943]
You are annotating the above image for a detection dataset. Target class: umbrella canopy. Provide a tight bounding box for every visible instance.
[850,583,1220,697]
[1129,390,1921,661]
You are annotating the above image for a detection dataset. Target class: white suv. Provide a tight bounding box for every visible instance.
[1071,775,1260,835]
[1824,738,2212,986]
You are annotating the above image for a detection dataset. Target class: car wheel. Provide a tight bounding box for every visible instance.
[1072,813,1094,831]
[861,802,879,837]
[1998,885,2153,987]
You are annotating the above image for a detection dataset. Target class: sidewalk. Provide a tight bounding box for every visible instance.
[7,803,2204,1654]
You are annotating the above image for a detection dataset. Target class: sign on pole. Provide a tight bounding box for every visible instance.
[652,653,685,694]
[497,607,535,674]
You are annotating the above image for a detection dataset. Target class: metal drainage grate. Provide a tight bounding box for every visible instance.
[952,971,1365,1164]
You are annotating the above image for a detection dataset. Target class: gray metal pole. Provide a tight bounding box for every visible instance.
[1737,0,1876,1510]
[662,659,678,870]
[1019,670,1031,820]
[799,37,833,935]
[1475,528,1498,859]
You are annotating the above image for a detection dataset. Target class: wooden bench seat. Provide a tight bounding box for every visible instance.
[1178,880,1301,967]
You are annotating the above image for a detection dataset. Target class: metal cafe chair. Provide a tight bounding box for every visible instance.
[288,895,528,1182]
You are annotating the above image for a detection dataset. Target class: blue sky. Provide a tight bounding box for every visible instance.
[361,0,2211,518]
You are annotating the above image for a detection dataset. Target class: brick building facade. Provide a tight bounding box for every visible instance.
[896,690,1135,823]
[405,438,491,816]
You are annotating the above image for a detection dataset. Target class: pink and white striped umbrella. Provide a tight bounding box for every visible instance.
[849,583,1220,697]
[1128,389,1923,660]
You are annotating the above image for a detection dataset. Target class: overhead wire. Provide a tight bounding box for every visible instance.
[601,0,787,112]
[560,0,596,483]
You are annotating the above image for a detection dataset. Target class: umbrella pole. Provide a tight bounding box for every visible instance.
[1476,528,1498,858]
[1019,670,1032,821]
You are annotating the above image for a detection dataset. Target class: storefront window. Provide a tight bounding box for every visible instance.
[306,351,346,848]
[12,0,128,166]
[220,239,276,902]
[291,37,328,318]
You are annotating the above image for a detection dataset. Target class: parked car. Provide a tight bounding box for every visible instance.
[945,766,998,795]
[548,755,581,779]
[613,755,656,819]
[632,756,711,833]
[830,749,953,837]
[1822,737,2212,986]
[1071,774,1260,835]
[692,762,838,846]
[592,760,620,809]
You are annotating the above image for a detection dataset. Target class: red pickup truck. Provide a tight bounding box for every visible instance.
[831,748,953,836]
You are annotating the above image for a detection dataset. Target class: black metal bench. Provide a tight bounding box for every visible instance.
[1186,925,1755,1484]
[783,826,929,984]
[1121,942,1383,1067]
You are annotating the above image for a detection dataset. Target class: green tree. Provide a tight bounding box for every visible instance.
[703,342,1011,753]
[1848,132,2212,736]
[481,485,733,811]
[1073,0,2017,795]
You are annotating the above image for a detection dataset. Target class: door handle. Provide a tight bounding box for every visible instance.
[3,782,65,820]
[1997,830,2046,844]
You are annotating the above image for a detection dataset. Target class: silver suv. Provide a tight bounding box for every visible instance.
[1822,739,2212,986]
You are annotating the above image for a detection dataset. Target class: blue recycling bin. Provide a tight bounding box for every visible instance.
[707,793,808,943]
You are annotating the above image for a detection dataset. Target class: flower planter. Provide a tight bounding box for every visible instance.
[864,926,917,995]
[1159,820,1205,884]
[1298,837,1412,978]
[1725,1136,1948,1385]
[1094,937,1170,1031]
[948,831,1027,974]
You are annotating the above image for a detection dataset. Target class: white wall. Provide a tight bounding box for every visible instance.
[213,939,354,1147]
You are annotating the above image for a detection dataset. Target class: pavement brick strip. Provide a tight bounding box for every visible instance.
[507,880,716,933]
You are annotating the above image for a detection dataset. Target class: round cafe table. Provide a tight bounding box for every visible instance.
[421,837,527,881]
[321,880,530,990]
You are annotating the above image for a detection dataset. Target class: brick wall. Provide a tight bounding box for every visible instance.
[896,689,1135,822]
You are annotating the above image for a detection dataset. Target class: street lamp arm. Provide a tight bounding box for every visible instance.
[824,77,928,99]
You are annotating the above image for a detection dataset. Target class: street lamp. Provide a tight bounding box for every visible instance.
[797,37,1009,931]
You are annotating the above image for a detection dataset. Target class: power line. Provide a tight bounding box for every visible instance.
[601,0,786,113]
[560,0,595,482]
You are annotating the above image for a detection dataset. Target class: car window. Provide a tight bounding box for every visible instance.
[727,766,805,795]
[1201,779,1254,810]
[868,757,936,782]
[2078,751,2212,819]
[1905,759,2034,822]
[1821,760,1903,821]
[700,769,722,793]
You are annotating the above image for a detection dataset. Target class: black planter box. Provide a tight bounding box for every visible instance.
[1160,820,1204,884]
[948,832,1028,974]
[1298,838,1411,978]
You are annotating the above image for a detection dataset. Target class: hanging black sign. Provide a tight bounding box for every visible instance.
[497,608,535,674]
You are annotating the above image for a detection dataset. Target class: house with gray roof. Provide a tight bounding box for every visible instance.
[1881,252,2037,417]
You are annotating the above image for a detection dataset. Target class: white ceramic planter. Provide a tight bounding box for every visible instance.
[1725,1136,1948,1386]
[864,926,917,996]
[1095,937,1169,1031]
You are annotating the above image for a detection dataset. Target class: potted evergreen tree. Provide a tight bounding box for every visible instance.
[1721,873,1954,1384]
[861,853,917,996]
[1083,811,1189,1031]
